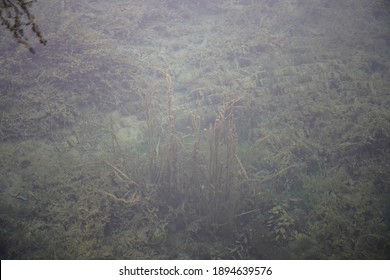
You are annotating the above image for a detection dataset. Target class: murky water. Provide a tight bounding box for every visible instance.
[0,0,389,259]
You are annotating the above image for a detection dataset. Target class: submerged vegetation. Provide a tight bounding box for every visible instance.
[0,0,389,259]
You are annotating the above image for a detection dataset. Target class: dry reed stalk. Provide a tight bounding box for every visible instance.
[256,164,296,183]
[139,87,159,181]
[225,112,236,190]
[235,154,249,180]
[104,160,140,188]
[95,189,141,205]
[165,66,177,187]
[207,97,242,187]
[109,116,123,159]
[190,113,201,162]
[207,110,224,187]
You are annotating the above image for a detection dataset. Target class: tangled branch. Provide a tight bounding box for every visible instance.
[0,0,47,53]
